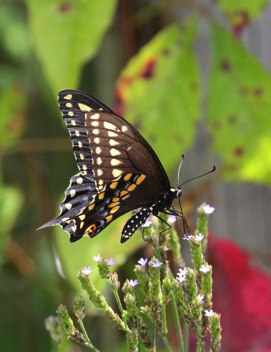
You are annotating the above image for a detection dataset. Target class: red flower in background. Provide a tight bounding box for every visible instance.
[209,236,271,351]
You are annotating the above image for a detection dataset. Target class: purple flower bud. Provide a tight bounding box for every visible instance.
[142,218,152,228]
[168,215,176,224]
[151,260,163,268]
[129,279,139,287]
[138,258,148,267]
[106,257,116,266]
[198,294,204,305]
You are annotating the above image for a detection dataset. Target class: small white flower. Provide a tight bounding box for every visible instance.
[195,233,204,241]
[199,263,211,273]
[177,275,186,283]
[178,267,187,276]
[205,309,214,317]
[93,254,102,262]
[82,266,92,275]
[203,204,215,214]
[183,234,193,241]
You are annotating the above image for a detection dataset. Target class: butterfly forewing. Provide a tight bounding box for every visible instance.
[39,90,172,243]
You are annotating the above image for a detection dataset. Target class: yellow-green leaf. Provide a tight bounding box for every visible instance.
[115,17,201,174]
[208,22,271,184]
[27,0,118,95]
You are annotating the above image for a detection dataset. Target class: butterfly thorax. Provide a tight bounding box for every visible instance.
[152,188,178,216]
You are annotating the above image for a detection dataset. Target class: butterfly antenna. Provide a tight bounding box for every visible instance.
[179,166,216,188]
[177,154,185,187]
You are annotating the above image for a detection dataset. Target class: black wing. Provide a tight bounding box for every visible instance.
[38,90,170,242]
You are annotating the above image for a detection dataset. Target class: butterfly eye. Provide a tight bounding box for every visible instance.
[177,189,182,198]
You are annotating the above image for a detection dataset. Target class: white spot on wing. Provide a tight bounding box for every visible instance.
[109,139,119,146]
[104,122,117,130]
[111,159,122,166]
[108,131,118,137]
[112,169,123,177]
[110,148,121,156]
[91,113,100,119]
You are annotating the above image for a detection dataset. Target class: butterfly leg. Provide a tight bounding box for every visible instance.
[121,208,151,243]
[155,214,172,234]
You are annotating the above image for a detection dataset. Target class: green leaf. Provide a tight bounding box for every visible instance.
[0,186,24,266]
[55,213,144,291]
[208,22,271,184]
[216,0,269,26]
[116,17,201,174]
[0,84,26,148]
[26,0,118,94]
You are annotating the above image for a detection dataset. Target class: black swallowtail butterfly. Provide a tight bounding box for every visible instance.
[38,90,186,243]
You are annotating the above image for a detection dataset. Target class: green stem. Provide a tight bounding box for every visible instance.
[154,248,184,352]
[107,279,130,332]
[79,320,100,352]
[162,336,174,352]
[184,320,189,352]
[196,327,206,352]
[151,323,156,350]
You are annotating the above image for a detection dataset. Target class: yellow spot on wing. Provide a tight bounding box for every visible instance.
[98,192,105,200]
[77,177,83,184]
[110,182,118,189]
[66,203,72,210]
[66,103,72,107]
[80,222,84,229]
[79,214,86,220]
[110,206,119,214]
[105,215,112,222]
[70,189,76,197]
[136,175,146,185]
[91,113,100,119]
[68,111,74,116]
[108,202,120,208]
[78,103,91,112]
[124,174,132,181]
[128,184,136,192]
[88,203,95,210]
[64,94,72,100]
[120,190,128,197]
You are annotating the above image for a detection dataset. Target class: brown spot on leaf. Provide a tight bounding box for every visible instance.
[254,87,263,97]
[221,60,231,71]
[162,49,170,56]
[234,147,244,156]
[228,115,237,124]
[141,59,157,79]
[231,11,250,38]
[57,3,75,13]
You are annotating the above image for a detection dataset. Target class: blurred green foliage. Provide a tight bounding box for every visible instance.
[0,0,271,351]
